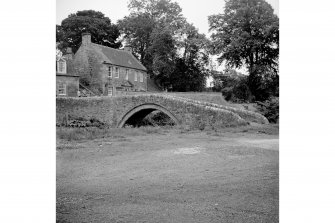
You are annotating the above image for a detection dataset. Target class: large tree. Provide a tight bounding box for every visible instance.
[171,23,210,91]
[209,0,279,100]
[57,10,121,53]
[118,0,210,91]
[117,0,186,76]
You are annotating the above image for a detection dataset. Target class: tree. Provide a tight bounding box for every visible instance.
[148,28,177,88]
[117,0,186,77]
[118,0,210,91]
[117,13,155,65]
[171,23,210,91]
[127,0,186,31]
[57,10,121,53]
[209,0,279,100]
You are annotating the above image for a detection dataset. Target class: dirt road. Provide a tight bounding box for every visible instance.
[57,127,278,223]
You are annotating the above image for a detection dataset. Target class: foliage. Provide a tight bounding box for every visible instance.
[148,28,177,86]
[256,97,279,123]
[57,10,121,53]
[118,0,209,91]
[127,0,186,31]
[221,77,254,103]
[170,23,210,91]
[212,69,244,92]
[209,0,279,101]
[248,65,279,101]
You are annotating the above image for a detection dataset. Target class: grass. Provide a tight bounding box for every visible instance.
[56,123,278,147]
[56,126,175,142]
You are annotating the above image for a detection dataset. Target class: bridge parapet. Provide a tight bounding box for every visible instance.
[56,94,267,129]
[161,94,269,124]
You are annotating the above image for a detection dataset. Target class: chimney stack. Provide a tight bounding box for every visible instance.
[63,47,73,60]
[123,45,132,53]
[82,32,91,46]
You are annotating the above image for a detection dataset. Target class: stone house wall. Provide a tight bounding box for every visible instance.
[56,75,79,97]
[72,34,147,95]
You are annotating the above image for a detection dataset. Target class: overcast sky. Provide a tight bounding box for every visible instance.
[56,0,279,36]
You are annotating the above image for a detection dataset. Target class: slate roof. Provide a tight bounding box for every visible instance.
[91,43,147,71]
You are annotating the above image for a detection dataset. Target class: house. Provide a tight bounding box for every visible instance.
[72,32,148,96]
[56,48,79,97]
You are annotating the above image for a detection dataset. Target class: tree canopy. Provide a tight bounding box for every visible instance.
[57,10,121,53]
[209,0,279,73]
[209,0,279,100]
[117,0,209,91]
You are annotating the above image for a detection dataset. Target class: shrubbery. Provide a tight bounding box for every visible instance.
[221,77,254,103]
[256,97,279,123]
[57,115,106,128]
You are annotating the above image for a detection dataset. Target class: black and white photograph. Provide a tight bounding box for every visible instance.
[4,0,335,222]
[56,0,279,222]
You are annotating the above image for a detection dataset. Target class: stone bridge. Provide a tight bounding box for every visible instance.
[56,94,268,129]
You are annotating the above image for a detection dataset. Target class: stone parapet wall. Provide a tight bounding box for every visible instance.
[56,94,268,129]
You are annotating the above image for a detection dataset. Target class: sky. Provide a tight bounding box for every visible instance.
[56,0,279,36]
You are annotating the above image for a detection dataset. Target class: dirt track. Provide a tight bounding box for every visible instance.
[57,128,278,223]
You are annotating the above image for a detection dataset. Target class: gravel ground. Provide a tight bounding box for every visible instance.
[57,127,279,223]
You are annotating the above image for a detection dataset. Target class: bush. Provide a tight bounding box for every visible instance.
[256,97,279,123]
[221,78,254,103]
[57,115,107,128]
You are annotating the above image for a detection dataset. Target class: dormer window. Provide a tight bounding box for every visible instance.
[57,59,66,74]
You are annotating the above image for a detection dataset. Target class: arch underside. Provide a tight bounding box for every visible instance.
[117,103,180,128]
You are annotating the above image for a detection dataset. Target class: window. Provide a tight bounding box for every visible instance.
[140,72,144,82]
[108,66,112,77]
[134,71,137,81]
[108,86,113,96]
[114,67,119,78]
[125,69,129,80]
[57,61,66,74]
[57,83,66,96]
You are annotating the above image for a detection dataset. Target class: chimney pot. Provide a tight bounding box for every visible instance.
[124,45,132,53]
[66,47,72,54]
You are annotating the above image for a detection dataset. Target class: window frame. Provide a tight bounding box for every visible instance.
[107,86,113,96]
[134,71,137,81]
[57,60,66,74]
[108,66,112,78]
[58,83,66,96]
[125,69,129,80]
[140,72,144,82]
[114,67,119,78]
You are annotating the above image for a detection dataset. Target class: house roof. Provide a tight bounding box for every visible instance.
[91,43,147,71]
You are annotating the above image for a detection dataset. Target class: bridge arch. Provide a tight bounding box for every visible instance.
[117,103,180,128]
